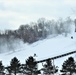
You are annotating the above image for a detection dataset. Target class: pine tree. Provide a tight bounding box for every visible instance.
[0,61,5,75]
[25,56,40,75]
[61,57,76,75]
[41,59,58,75]
[10,57,21,75]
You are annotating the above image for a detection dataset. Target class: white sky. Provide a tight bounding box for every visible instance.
[0,0,76,30]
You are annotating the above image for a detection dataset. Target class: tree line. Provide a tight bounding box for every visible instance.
[0,17,76,44]
[0,56,76,75]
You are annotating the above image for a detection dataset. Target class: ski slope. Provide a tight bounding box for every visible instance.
[0,32,76,74]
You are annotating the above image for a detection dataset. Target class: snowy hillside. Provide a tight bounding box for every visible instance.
[0,32,76,74]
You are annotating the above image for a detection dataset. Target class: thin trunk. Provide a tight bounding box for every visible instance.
[70,72,72,75]
[14,69,16,75]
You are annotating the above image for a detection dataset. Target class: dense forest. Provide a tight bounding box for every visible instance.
[0,17,76,43]
[0,17,76,53]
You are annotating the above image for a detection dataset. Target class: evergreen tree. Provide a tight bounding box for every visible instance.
[0,61,5,75]
[10,57,21,75]
[61,57,76,75]
[41,59,58,75]
[25,56,40,75]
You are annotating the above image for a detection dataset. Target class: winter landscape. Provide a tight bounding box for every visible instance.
[0,0,76,75]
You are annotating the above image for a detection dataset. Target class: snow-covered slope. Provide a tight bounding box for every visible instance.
[0,33,76,73]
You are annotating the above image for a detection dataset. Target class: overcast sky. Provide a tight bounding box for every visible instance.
[0,0,76,30]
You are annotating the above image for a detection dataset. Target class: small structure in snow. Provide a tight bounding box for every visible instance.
[71,36,73,39]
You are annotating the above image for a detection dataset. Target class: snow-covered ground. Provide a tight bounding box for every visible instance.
[0,32,76,74]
